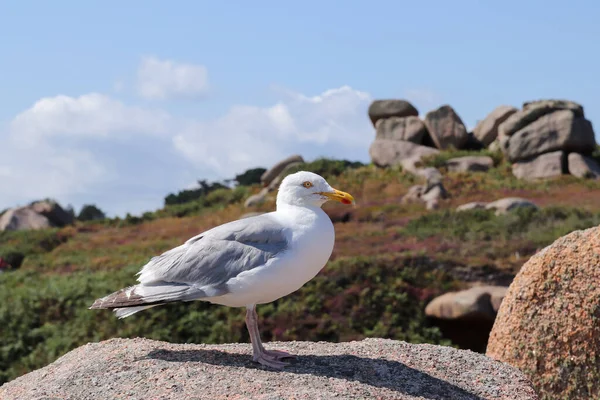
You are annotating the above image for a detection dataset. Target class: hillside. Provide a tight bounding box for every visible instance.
[3,149,600,385]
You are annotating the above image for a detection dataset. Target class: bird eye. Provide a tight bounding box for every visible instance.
[302,181,313,188]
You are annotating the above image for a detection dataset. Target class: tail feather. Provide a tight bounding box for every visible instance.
[89,282,212,314]
[114,304,161,319]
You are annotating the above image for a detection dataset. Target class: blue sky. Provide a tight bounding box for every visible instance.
[1,1,599,217]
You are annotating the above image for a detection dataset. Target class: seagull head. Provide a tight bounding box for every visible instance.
[276,171,355,208]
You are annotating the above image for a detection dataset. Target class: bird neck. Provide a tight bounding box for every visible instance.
[276,201,324,216]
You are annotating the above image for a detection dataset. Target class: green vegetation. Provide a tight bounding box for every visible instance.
[283,157,365,178]
[235,167,267,186]
[0,253,454,384]
[401,206,600,247]
[2,151,600,384]
[77,204,106,222]
[164,179,230,206]
[420,148,504,169]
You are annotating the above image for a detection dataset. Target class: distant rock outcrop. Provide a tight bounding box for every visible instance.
[512,151,566,180]
[473,105,518,147]
[456,198,538,215]
[567,152,600,178]
[375,116,428,143]
[487,225,600,400]
[368,99,419,126]
[368,101,492,177]
[445,155,494,173]
[425,285,508,353]
[0,200,74,231]
[424,105,469,150]
[369,139,439,169]
[401,168,448,210]
[493,99,598,180]
[0,337,538,400]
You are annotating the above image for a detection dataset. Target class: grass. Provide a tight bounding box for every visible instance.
[2,151,600,384]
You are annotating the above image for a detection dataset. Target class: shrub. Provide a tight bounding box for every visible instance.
[421,148,505,169]
[401,206,600,247]
[235,167,267,186]
[0,253,454,384]
[77,204,106,221]
[164,180,229,206]
[283,158,365,179]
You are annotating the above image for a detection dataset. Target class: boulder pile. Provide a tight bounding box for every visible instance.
[369,100,448,169]
[369,98,600,182]
[0,200,74,231]
[496,99,599,180]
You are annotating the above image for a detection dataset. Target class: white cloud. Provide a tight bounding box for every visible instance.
[0,136,109,211]
[137,56,209,100]
[10,93,171,144]
[1,85,373,217]
[2,94,177,216]
[172,85,373,178]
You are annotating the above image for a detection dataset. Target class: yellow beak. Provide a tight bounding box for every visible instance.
[319,188,355,205]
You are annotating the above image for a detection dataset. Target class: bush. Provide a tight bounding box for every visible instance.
[77,204,106,221]
[421,148,505,169]
[0,253,454,384]
[283,158,365,179]
[401,206,600,247]
[235,167,267,186]
[164,180,229,206]
[0,250,25,269]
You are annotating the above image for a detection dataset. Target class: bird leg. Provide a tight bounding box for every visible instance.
[245,305,295,369]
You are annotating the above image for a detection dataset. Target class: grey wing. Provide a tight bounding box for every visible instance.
[135,213,289,297]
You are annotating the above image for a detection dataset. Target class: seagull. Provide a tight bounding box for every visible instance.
[90,170,355,369]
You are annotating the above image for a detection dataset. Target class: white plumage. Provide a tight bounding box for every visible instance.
[90,170,355,369]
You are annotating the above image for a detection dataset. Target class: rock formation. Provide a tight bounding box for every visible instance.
[0,337,538,400]
[0,200,74,231]
[445,155,494,173]
[495,99,598,181]
[368,99,419,127]
[425,285,507,353]
[423,105,469,150]
[487,225,600,400]
[473,105,518,147]
[456,198,538,215]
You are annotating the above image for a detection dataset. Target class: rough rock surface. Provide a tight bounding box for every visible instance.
[424,105,469,150]
[0,207,51,231]
[402,169,448,211]
[375,116,429,143]
[487,226,600,400]
[369,139,439,168]
[505,109,596,162]
[456,202,488,211]
[0,337,537,400]
[425,286,508,353]
[568,153,600,178]
[368,99,419,126]
[512,151,566,181]
[485,197,538,215]
[499,99,584,137]
[425,286,507,321]
[473,105,518,147]
[30,200,74,227]
[446,155,494,173]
